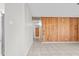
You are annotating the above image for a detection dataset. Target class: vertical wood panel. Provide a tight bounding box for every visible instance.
[46,17,49,41]
[70,17,74,41]
[70,17,78,41]
[78,18,79,41]
[53,17,58,41]
[58,17,63,41]
[41,17,46,41]
[73,18,78,41]
[62,17,70,41]
[48,17,51,41]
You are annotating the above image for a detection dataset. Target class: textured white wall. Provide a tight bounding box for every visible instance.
[5,3,33,56]
[29,3,79,17]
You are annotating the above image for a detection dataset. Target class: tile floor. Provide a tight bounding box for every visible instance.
[27,41,79,56]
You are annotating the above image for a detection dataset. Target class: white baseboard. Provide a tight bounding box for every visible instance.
[41,42,79,43]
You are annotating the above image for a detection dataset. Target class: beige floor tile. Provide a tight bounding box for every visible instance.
[27,41,79,56]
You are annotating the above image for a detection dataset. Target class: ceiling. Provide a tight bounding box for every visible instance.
[28,3,79,17]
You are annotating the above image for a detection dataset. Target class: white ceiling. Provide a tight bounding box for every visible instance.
[0,3,79,17]
[28,3,79,17]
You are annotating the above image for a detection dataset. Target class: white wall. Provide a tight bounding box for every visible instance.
[0,3,5,56]
[25,4,33,55]
[5,3,33,56]
[29,3,79,17]
[0,3,5,13]
[0,13,2,56]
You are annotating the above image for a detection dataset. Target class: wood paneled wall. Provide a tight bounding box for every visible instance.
[41,17,79,42]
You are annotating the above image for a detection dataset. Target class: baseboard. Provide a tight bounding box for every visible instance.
[41,42,79,43]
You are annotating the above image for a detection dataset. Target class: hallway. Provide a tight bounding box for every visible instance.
[1,3,79,56]
[27,41,79,56]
